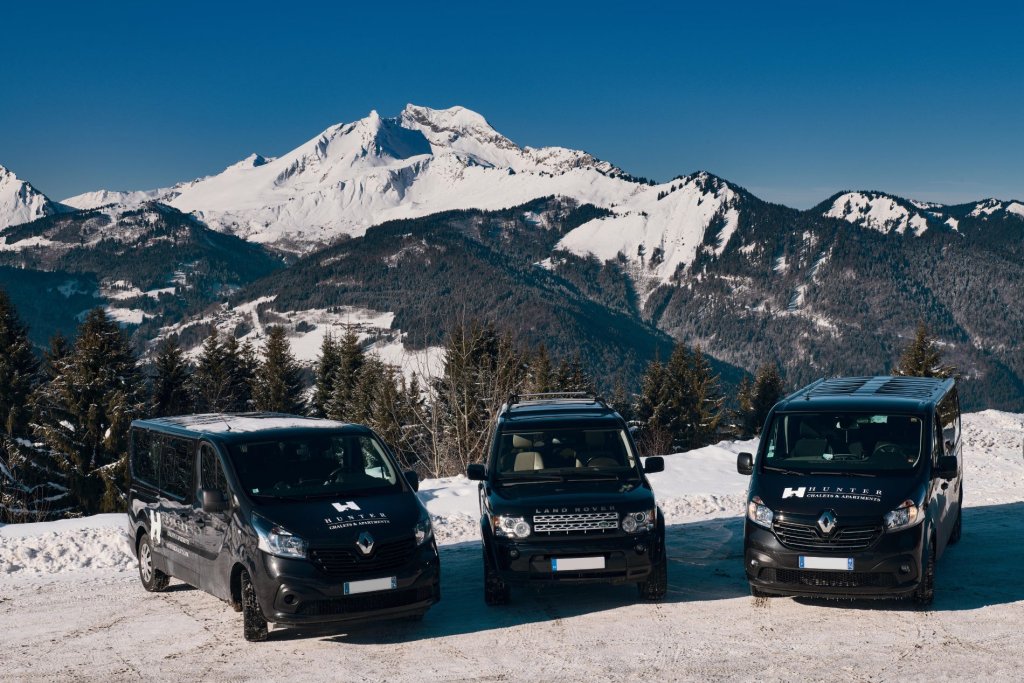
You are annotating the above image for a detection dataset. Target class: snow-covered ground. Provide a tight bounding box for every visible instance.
[1,411,1022,681]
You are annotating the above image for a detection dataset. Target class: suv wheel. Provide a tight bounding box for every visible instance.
[948,493,963,545]
[483,547,511,606]
[913,536,936,607]
[241,570,269,642]
[137,533,169,592]
[637,551,668,601]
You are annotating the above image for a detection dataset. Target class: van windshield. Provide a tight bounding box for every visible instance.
[762,413,924,475]
[227,432,401,500]
[494,427,639,480]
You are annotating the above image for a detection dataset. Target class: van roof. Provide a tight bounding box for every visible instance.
[131,412,361,442]
[775,376,956,413]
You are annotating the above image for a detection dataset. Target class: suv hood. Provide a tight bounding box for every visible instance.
[754,472,923,517]
[491,479,655,515]
[253,492,424,545]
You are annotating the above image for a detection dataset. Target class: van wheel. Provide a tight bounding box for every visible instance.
[638,551,668,601]
[913,537,936,607]
[948,496,963,545]
[483,547,510,606]
[241,570,269,642]
[137,533,169,592]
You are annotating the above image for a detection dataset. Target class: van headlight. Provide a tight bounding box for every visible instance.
[747,496,774,529]
[415,514,434,545]
[252,513,308,559]
[884,500,922,531]
[622,509,656,533]
[494,515,531,539]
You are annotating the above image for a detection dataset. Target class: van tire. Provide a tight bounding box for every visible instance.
[137,533,169,592]
[638,551,668,601]
[948,495,963,546]
[241,570,269,642]
[913,537,936,607]
[483,547,511,606]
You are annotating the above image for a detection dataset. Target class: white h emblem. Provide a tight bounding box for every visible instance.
[149,509,163,545]
[782,487,807,499]
[332,501,361,513]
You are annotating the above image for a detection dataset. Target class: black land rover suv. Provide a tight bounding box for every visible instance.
[738,376,963,605]
[127,413,440,641]
[467,393,667,604]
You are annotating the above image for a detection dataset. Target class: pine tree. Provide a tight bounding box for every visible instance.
[30,308,146,514]
[733,374,756,437]
[223,334,256,412]
[326,327,365,421]
[151,336,190,417]
[0,290,39,436]
[893,322,956,378]
[554,353,594,394]
[42,333,71,381]
[190,328,231,412]
[254,325,305,414]
[312,333,341,417]
[528,344,554,394]
[750,363,784,434]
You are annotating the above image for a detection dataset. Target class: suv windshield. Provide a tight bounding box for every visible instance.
[762,412,924,475]
[227,432,401,500]
[494,427,638,479]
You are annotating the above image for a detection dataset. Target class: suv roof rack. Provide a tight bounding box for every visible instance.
[505,391,608,409]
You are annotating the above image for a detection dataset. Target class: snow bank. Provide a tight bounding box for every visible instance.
[0,514,133,577]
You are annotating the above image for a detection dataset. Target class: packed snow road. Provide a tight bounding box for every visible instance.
[2,411,1022,682]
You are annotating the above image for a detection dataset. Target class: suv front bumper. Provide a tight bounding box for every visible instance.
[744,520,925,598]
[491,531,660,586]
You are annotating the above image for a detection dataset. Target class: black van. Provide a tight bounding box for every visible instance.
[737,376,963,604]
[467,393,667,604]
[127,413,440,641]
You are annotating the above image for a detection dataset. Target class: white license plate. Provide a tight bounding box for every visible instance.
[551,556,605,571]
[344,576,397,595]
[799,556,854,571]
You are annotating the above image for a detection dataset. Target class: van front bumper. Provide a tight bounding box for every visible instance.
[254,539,440,626]
[744,520,925,599]
[491,531,661,586]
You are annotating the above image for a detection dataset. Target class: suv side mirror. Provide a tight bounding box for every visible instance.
[936,455,958,480]
[201,489,229,513]
[643,456,665,474]
[737,452,754,476]
[403,470,420,492]
[467,464,486,481]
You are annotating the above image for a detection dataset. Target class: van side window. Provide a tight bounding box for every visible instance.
[131,429,158,485]
[160,437,193,500]
[938,390,960,450]
[199,444,228,497]
[360,436,398,484]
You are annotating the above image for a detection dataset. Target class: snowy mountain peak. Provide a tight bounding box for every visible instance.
[824,191,933,236]
[0,163,64,230]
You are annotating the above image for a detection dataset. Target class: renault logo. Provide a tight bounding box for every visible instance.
[356,531,375,556]
[817,510,837,535]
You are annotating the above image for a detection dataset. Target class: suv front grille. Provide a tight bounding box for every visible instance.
[773,519,883,552]
[533,512,619,534]
[309,537,416,579]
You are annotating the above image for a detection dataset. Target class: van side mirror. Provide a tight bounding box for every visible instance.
[201,489,229,513]
[936,455,958,480]
[628,425,639,437]
[737,452,754,476]
[467,464,485,481]
[403,470,420,492]
[643,456,664,474]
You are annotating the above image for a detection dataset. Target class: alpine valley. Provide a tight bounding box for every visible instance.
[1,105,1022,409]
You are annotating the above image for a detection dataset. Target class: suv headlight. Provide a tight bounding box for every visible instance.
[252,513,308,559]
[494,515,531,539]
[622,509,656,533]
[747,496,774,529]
[884,500,922,531]
[415,513,434,545]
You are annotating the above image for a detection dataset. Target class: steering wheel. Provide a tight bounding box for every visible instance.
[874,443,903,458]
[325,467,348,485]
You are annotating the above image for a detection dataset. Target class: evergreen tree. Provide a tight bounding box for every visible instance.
[750,363,785,434]
[610,375,635,424]
[0,290,39,436]
[893,322,956,378]
[223,334,256,412]
[325,327,366,421]
[528,344,554,394]
[554,352,595,394]
[733,374,756,437]
[41,333,71,381]
[30,308,146,514]
[312,333,342,417]
[151,336,191,417]
[190,328,232,412]
[254,325,305,414]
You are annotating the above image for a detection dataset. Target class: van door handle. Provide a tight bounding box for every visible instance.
[941,482,949,491]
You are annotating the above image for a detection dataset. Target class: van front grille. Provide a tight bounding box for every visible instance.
[533,512,619,534]
[773,520,882,552]
[766,568,898,589]
[309,538,416,579]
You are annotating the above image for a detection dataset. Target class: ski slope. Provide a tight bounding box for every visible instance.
[1,411,1022,681]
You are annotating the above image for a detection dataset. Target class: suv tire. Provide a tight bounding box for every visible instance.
[483,547,511,606]
[638,551,668,601]
[241,570,269,642]
[913,536,936,607]
[137,533,170,592]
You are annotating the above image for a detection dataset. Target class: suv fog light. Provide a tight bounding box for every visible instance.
[509,548,520,559]
[900,563,911,574]
[635,543,646,554]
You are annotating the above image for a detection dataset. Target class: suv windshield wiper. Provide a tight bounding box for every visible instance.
[762,465,806,476]
[496,474,564,485]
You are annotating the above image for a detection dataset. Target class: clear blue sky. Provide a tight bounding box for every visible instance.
[2,1,1022,208]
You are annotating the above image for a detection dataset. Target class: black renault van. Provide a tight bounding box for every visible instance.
[737,376,963,605]
[467,393,667,604]
[127,413,440,641]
